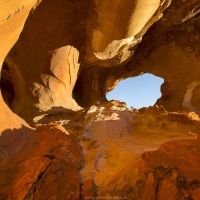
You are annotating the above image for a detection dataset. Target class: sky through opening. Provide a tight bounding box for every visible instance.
[106,73,164,109]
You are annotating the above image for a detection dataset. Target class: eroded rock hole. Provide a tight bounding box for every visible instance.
[106,73,164,109]
[0,62,14,108]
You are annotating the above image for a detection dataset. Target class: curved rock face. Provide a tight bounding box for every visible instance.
[2,0,172,121]
[5,0,83,120]
[1,0,200,199]
[107,0,200,113]
[0,0,200,120]
[87,0,167,65]
[0,0,40,133]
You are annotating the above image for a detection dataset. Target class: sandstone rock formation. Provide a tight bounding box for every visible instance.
[0,125,83,199]
[1,0,200,199]
[80,103,200,199]
[1,103,200,199]
[107,0,200,113]
[0,0,41,134]
[2,0,171,121]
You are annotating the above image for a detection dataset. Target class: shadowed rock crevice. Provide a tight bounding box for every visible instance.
[73,67,111,107]
[0,62,14,108]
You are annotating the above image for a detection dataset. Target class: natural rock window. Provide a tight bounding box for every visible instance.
[106,73,164,109]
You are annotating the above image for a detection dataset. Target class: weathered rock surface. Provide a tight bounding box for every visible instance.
[0,104,200,199]
[107,0,200,113]
[5,0,83,120]
[1,0,200,120]
[1,0,200,199]
[0,0,40,134]
[79,103,200,199]
[2,0,171,120]
[0,125,83,199]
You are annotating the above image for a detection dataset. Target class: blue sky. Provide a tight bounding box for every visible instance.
[106,73,164,109]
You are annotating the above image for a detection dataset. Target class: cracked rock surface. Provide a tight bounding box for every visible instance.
[0,103,200,199]
[0,125,83,199]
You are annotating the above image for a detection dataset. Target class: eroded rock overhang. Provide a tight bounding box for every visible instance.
[1,0,200,123]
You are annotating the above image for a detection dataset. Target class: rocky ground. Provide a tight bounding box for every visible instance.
[0,102,200,199]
